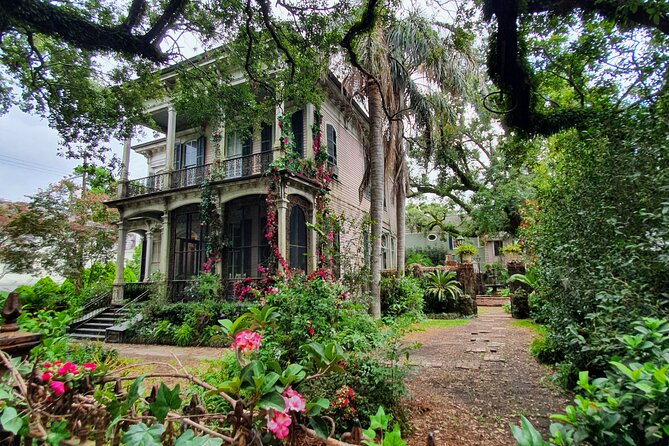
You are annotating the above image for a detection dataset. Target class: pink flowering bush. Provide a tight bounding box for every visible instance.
[37,360,98,398]
[233,330,262,353]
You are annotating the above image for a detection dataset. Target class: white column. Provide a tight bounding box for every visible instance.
[159,212,170,276]
[165,105,177,172]
[305,103,315,159]
[277,198,288,265]
[112,221,127,304]
[117,135,132,197]
[143,230,154,282]
[309,209,318,272]
[274,102,284,149]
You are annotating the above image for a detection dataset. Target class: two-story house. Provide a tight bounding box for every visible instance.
[105,66,399,303]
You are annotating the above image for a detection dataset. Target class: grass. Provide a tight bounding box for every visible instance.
[415,319,469,330]
[511,319,542,333]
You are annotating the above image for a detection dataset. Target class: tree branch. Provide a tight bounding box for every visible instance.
[1,0,187,62]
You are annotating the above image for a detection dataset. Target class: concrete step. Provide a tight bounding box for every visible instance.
[70,332,105,340]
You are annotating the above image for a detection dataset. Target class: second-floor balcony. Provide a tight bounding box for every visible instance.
[121,150,276,199]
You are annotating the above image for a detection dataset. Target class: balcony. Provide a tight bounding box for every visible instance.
[120,151,276,199]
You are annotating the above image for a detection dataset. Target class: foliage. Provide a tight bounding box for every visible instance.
[454,243,477,257]
[510,289,530,319]
[0,180,117,293]
[425,270,462,303]
[379,275,424,320]
[405,246,451,266]
[501,243,522,254]
[405,252,434,267]
[186,272,222,301]
[511,318,669,445]
[522,102,669,384]
[509,268,539,290]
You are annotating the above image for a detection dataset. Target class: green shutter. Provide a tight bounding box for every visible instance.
[197,136,206,166]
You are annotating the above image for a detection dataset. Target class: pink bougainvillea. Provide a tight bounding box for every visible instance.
[57,362,78,376]
[233,330,262,353]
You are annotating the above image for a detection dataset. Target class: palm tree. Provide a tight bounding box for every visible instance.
[426,269,462,302]
[346,13,474,317]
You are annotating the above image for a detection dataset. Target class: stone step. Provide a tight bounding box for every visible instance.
[70,332,105,340]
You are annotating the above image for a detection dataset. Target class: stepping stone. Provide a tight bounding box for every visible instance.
[489,342,505,348]
[483,354,505,362]
[455,360,481,369]
[466,348,487,353]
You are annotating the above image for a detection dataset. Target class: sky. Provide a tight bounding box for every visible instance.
[0,107,147,202]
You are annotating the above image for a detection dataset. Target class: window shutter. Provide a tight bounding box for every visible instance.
[173,143,181,170]
[291,110,304,157]
[197,136,206,166]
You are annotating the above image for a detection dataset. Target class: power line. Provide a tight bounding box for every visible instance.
[0,154,72,176]
[0,159,71,176]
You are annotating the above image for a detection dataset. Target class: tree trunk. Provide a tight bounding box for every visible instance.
[396,163,406,277]
[368,80,384,319]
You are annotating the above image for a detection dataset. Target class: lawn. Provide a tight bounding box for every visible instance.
[415,319,470,330]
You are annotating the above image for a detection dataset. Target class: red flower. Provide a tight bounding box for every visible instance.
[40,371,53,382]
[82,363,96,372]
[49,380,66,396]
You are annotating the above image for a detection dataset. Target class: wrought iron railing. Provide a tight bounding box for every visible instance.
[121,151,277,198]
[168,280,196,302]
[123,282,154,300]
[70,291,112,329]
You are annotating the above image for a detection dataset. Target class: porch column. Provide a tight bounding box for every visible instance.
[277,197,288,266]
[305,103,315,159]
[309,209,318,272]
[159,211,170,277]
[274,102,284,149]
[143,229,154,282]
[165,105,177,172]
[216,192,224,277]
[216,114,226,162]
[117,135,132,197]
[112,221,127,305]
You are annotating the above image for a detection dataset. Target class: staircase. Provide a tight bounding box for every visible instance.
[69,306,128,341]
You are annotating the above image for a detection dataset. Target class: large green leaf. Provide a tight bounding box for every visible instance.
[149,384,182,422]
[0,407,24,435]
[46,420,71,446]
[382,424,405,446]
[121,422,166,446]
[174,429,224,446]
[309,415,331,439]
[259,391,285,411]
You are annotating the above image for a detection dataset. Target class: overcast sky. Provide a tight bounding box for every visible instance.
[0,107,147,202]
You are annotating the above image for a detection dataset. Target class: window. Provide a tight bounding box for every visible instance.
[382,234,388,269]
[493,241,503,257]
[173,207,205,280]
[226,132,252,178]
[326,123,337,165]
[291,110,304,157]
[289,206,308,271]
[363,230,370,267]
[261,124,273,153]
[173,137,205,170]
[226,131,252,158]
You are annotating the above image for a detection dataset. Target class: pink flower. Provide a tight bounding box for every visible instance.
[40,371,53,382]
[49,380,65,396]
[233,330,262,353]
[42,362,52,368]
[342,291,347,300]
[270,287,279,294]
[282,138,289,144]
[282,387,306,413]
[82,363,96,372]
[307,327,315,336]
[57,362,78,376]
[267,411,292,439]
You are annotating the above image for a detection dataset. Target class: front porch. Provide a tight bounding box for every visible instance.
[110,176,319,303]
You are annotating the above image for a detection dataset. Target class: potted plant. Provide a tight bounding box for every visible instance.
[501,243,522,262]
[454,243,477,263]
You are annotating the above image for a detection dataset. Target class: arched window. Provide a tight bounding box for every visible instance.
[289,207,308,271]
[173,206,205,280]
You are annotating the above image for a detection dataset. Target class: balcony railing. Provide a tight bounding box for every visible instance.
[121,150,276,198]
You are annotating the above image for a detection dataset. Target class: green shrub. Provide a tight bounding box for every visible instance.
[510,288,529,319]
[31,276,61,307]
[14,285,35,306]
[379,275,424,319]
[512,318,669,445]
[405,252,434,266]
[406,246,449,266]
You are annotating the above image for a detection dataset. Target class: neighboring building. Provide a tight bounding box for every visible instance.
[405,213,513,268]
[105,69,398,302]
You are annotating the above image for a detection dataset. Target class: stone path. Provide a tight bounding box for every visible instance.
[404,307,570,446]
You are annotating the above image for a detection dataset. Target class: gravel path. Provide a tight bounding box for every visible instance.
[404,307,570,446]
